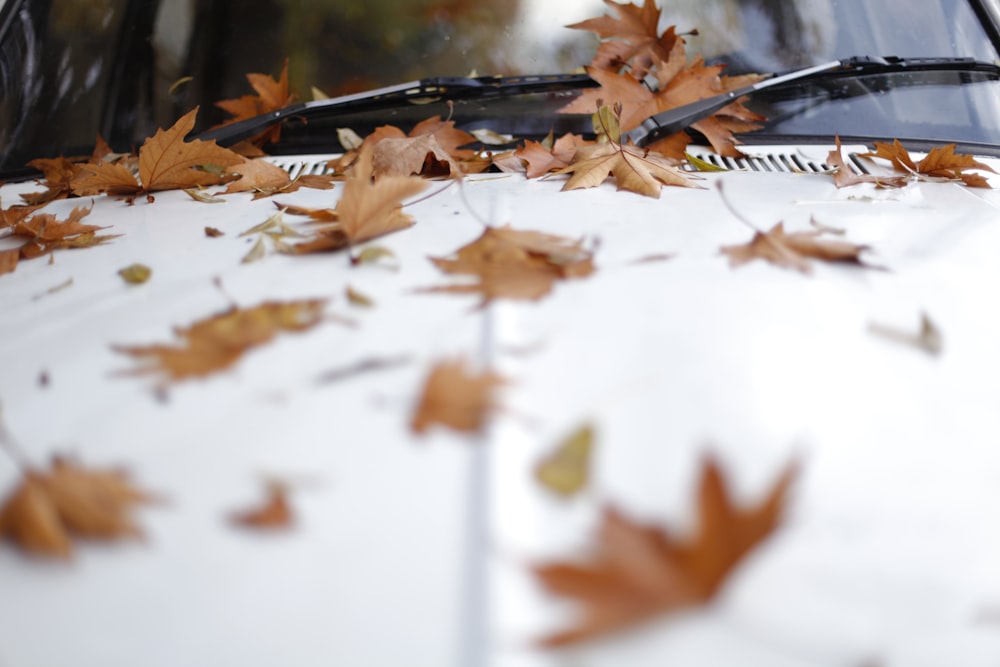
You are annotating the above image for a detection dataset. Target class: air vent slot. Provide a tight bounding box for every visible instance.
[684,150,842,174]
[267,156,335,179]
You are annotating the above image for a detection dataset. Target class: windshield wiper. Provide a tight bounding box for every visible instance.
[197,74,597,147]
[630,56,1000,147]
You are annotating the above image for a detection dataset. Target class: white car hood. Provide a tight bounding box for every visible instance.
[2,143,1000,667]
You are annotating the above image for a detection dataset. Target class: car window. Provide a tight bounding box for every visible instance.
[0,0,999,169]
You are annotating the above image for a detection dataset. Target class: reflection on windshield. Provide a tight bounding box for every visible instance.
[0,0,999,169]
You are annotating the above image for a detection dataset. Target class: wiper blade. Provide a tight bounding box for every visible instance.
[197,74,597,147]
[631,56,1000,147]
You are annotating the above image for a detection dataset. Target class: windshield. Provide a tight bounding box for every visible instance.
[0,0,998,169]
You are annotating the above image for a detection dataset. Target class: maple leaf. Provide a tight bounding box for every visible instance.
[283,142,427,254]
[357,116,479,178]
[22,156,80,206]
[721,221,873,274]
[372,134,463,179]
[860,139,995,188]
[410,358,506,435]
[534,457,796,647]
[72,108,244,200]
[2,205,119,272]
[0,456,157,559]
[230,483,293,530]
[113,298,327,383]
[423,225,595,306]
[826,136,907,189]
[554,138,698,197]
[515,134,591,179]
[560,38,765,157]
[215,59,295,146]
[220,159,333,199]
[568,0,686,78]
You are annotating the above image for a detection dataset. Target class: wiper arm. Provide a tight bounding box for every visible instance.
[196,74,598,147]
[630,56,1000,147]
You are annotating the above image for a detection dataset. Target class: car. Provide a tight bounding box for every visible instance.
[2,1,1000,666]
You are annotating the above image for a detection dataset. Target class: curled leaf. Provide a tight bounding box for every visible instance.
[118,263,152,284]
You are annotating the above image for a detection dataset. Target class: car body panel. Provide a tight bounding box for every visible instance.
[2,142,1000,665]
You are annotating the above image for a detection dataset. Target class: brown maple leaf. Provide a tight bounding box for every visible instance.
[220,159,332,199]
[555,138,698,197]
[215,59,295,146]
[560,36,764,157]
[515,134,591,179]
[721,221,873,274]
[860,139,995,188]
[283,142,427,254]
[2,205,119,271]
[230,483,293,530]
[568,0,687,78]
[372,134,463,179]
[22,156,80,206]
[534,457,796,647]
[0,456,157,559]
[826,136,907,189]
[114,298,327,383]
[410,358,506,435]
[72,108,244,200]
[423,225,595,306]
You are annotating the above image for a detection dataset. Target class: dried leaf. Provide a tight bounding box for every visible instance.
[345,284,375,307]
[535,424,594,497]
[118,263,152,284]
[184,188,227,203]
[721,222,872,274]
[230,484,293,530]
[555,138,698,198]
[113,298,327,383]
[222,158,292,195]
[372,134,463,178]
[424,226,595,306]
[337,127,365,150]
[205,226,225,237]
[214,60,294,145]
[860,139,995,187]
[516,134,590,179]
[568,0,686,78]
[410,359,506,435]
[350,245,398,268]
[281,142,426,254]
[826,136,907,189]
[0,247,19,275]
[534,458,796,646]
[242,236,267,264]
[73,108,243,198]
[0,457,156,558]
[868,312,943,356]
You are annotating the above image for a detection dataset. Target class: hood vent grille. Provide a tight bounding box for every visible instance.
[269,150,872,178]
[267,156,334,179]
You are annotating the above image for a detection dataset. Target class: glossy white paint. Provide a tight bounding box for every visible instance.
[1,143,1000,666]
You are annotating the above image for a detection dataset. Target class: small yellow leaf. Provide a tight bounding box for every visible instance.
[337,127,364,150]
[345,284,375,307]
[167,75,193,95]
[118,263,152,284]
[184,188,226,204]
[684,152,729,172]
[242,236,267,264]
[535,424,594,497]
[350,246,398,269]
[241,210,284,236]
